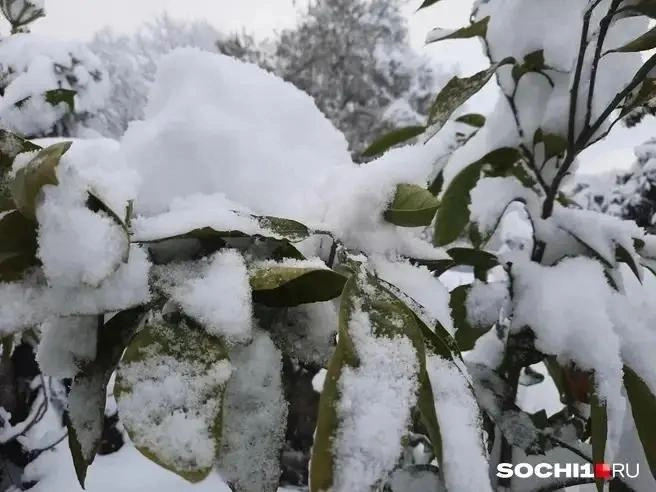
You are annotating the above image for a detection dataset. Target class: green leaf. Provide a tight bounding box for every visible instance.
[250,264,347,307]
[67,309,146,488]
[361,125,426,158]
[450,285,486,351]
[45,88,76,113]
[623,365,656,479]
[418,0,444,9]
[512,50,546,83]
[10,141,72,220]
[434,147,521,246]
[534,128,567,161]
[0,130,41,173]
[255,215,311,242]
[623,1,656,19]
[447,247,498,272]
[621,78,656,119]
[612,25,656,52]
[116,316,230,483]
[384,183,439,227]
[0,209,39,281]
[590,391,607,492]
[426,17,489,44]
[427,58,514,133]
[616,244,642,282]
[310,266,425,491]
[455,113,486,128]
[86,191,130,264]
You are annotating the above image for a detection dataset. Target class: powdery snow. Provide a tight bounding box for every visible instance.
[36,316,98,378]
[172,250,253,344]
[426,355,492,492]
[333,306,419,492]
[465,279,508,329]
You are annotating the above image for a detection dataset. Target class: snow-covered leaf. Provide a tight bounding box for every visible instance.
[115,316,231,483]
[383,183,439,227]
[0,209,38,281]
[434,147,521,246]
[16,88,76,114]
[623,365,656,480]
[362,125,426,158]
[612,25,656,52]
[86,191,130,264]
[67,308,146,488]
[10,141,71,220]
[590,390,607,492]
[447,248,498,274]
[0,129,40,172]
[310,266,423,492]
[620,78,656,119]
[511,50,547,83]
[616,243,642,282]
[250,263,347,307]
[623,1,656,19]
[426,17,490,44]
[450,285,488,351]
[426,58,514,134]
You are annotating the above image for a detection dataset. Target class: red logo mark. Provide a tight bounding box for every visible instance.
[595,463,612,480]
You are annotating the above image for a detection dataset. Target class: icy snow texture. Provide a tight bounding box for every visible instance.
[0,33,110,136]
[118,353,231,473]
[217,331,288,492]
[172,250,253,344]
[36,316,97,378]
[426,356,492,492]
[333,307,419,492]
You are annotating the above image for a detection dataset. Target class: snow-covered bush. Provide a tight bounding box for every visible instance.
[573,138,656,231]
[3,1,656,491]
[0,2,110,138]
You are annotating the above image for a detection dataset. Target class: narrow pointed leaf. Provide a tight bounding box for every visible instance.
[590,391,607,492]
[455,113,486,128]
[612,25,656,52]
[362,125,426,158]
[623,365,656,479]
[426,17,489,44]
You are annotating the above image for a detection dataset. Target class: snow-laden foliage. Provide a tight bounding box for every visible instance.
[3,1,656,492]
[0,3,109,139]
[573,138,656,231]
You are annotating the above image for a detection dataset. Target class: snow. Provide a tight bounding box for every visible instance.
[333,306,419,492]
[465,279,508,329]
[172,250,253,344]
[0,245,150,335]
[35,315,98,378]
[510,256,626,449]
[426,355,492,492]
[217,331,287,492]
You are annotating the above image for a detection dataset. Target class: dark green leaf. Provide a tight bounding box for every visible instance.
[590,390,607,492]
[427,58,514,133]
[621,78,656,119]
[0,209,39,281]
[447,247,498,272]
[362,126,426,158]
[10,141,72,220]
[450,285,487,351]
[255,215,310,242]
[45,88,76,113]
[67,309,146,488]
[616,244,642,282]
[623,365,656,479]
[512,50,546,83]
[86,191,130,263]
[408,257,455,276]
[250,264,347,307]
[384,183,439,227]
[418,0,444,9]
[534,128,567,161]
[455,113,486,128]
[426,17,489,44]
[434,147,521,246]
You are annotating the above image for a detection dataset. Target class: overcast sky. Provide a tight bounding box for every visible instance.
[16,0,654,173]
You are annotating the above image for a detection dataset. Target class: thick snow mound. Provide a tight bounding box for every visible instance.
[122,48,352,218]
